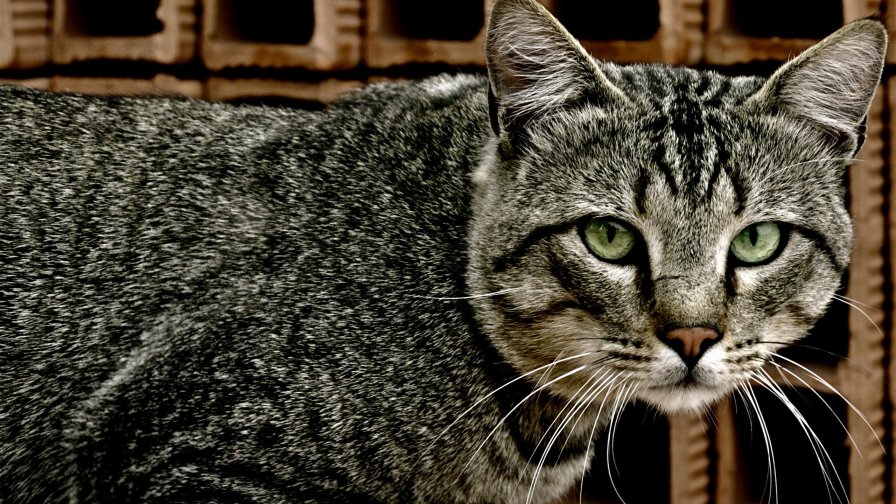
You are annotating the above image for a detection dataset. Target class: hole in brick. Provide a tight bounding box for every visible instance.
[551,0,661,41]
[581,402,669,502]
[734,388,849,502]
[215,0,315,45]
[729,0,843,39]
[385,0,484,41]
[64,0,164,37]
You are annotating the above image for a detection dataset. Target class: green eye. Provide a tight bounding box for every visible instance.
[583,218,637,262]
[730,222,782,264]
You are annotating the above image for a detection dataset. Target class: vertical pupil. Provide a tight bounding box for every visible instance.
[606,224,617,243]
[748,226,758,246]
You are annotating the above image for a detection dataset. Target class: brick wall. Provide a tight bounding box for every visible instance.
[1,2,894,503]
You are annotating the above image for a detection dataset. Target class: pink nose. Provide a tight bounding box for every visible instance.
[660,327,721,366]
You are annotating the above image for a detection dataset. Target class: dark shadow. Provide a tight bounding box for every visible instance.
[385,0,484,41]
[551,0,661,41]
[734,388,849,502]
[65,0,164,37]
[729,0,843,38]
[215,0,315,45]
[582,402,670,503]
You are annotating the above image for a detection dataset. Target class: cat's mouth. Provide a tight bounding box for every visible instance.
[637,385,727,413]
[637,373,733,413]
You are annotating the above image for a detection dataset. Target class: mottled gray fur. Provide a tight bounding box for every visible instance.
[0,0,886,502]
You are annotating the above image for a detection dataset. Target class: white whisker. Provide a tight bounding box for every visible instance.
[605,380,636,504]
[515,369,601,492]
[419,352,591,467]
[734,386,755,434]
[753,369,846,504]
[531,348,575,404]
[769,362,861,457]
[771,353,883,453]
[739,378,779,504]
[556,369,621,458]
[517,368,612,480]
[580,373,628,504]
[458,364,589,480]
[830,295,884,340]
[525,370,622,504]
[831,293,880,312]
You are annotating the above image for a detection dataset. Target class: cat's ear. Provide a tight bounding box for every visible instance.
[485,0,630,137]
[748,19,886,144]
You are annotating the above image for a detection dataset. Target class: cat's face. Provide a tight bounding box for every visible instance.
[469,0,885,413]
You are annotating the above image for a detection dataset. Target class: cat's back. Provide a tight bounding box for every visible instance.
[0,75,494,502]
[0,82,310,376]
[0,75,491,342]
[0,83,310,502]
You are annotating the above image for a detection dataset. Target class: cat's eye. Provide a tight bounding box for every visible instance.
[730,222,782,265]
[582,218,637,262]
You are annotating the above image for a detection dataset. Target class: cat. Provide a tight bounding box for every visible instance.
[0,0,886,502]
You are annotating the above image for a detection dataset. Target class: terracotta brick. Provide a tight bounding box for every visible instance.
[0,0,51,69]
[713,398,750,504]
[705,0,880,64]
[0,77,51,89]
[884,78,896,504]
[668,413,711,504]
[365,75,409,85]
[364,0,488,67]
[843,85,887,504]
[50,75,204,98]
[206,78,363,105]
[201,0,361,70]
[541,0,703,65]
[885,1,896,63]
[366,0,702,68]
[52,0,197,64]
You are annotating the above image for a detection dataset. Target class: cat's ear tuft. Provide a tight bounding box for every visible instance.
[749,19,887,142]
[485,0,629,136]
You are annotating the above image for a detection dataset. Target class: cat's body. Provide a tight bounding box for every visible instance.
[1,0,888,502]
[1,74,590,502]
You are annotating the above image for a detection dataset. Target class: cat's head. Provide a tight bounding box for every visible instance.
[468,0,886,413]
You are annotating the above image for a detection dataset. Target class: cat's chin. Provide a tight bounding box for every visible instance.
[635,384,730,415]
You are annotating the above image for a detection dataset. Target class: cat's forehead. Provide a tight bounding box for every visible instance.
[523,63,841,238]
[595,66,818,220]
[595,67,762,218]
[603,64,763,110]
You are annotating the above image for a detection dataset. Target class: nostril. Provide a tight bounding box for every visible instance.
[659,326,722,365]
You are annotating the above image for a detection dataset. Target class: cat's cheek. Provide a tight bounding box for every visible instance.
[746,302,819,355]
[500,311,628,398]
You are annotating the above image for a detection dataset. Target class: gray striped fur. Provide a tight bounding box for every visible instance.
[1,0,886,501]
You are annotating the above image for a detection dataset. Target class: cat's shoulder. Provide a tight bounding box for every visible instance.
[328,73,488,120]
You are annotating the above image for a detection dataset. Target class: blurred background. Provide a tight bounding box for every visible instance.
[0,1,893,503]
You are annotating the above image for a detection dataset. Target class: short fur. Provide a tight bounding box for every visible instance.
[0,1,886,502]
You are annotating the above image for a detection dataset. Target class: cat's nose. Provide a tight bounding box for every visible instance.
[659,326,721,367]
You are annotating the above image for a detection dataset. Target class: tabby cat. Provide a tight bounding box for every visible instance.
[0,0,886,502]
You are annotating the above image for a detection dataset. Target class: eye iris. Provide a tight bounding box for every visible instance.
[584,218,635,261]
[731,222,781,264]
